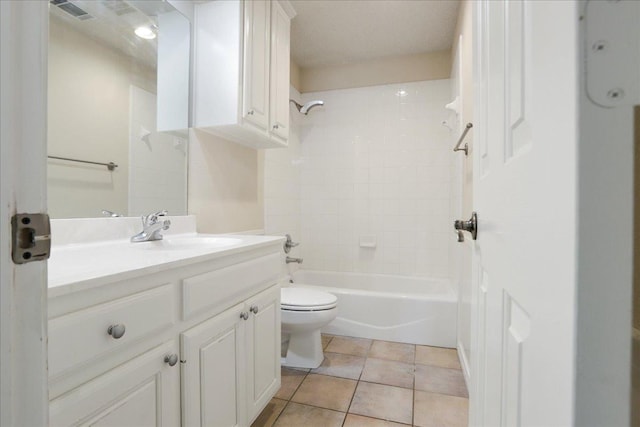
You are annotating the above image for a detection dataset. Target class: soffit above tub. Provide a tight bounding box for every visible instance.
[290,0,460,68]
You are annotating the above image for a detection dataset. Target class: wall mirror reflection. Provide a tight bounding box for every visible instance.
[47,0,190,218]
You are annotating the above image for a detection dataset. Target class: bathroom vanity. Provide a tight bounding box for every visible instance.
[47,217,285,426]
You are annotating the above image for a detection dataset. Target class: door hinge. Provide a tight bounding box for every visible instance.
[11,213,51,264]
[584,0,640,108]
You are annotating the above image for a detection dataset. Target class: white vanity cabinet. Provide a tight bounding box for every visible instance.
[193,0,295,149]
[181,285,280,426]
[48,237,284,427]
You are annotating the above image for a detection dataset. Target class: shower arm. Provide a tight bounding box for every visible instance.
[289,99,303,110]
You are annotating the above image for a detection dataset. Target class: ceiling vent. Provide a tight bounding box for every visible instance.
[50,0,94,21]
[100,0,136,16]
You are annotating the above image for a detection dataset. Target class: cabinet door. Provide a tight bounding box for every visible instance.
[269,0,291,143]
[181,303,246,427]
[245,284,281,423]
[242,0,270,132]
[49,341,180,427]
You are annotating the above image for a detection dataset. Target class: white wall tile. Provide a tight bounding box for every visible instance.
[264,80,453,279]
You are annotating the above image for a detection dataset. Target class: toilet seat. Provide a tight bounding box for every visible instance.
[281,288,337,311]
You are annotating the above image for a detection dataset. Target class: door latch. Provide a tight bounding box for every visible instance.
[11,213,51,264]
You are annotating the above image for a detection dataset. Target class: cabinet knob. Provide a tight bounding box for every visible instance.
[272,124,279,130]
[164,354,179,367]
[240,312,249,320]
[107,324,126,339]
[247,110,254,115]
[250,305,259,314]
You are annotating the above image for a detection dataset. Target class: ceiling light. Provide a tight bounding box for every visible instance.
[134,26,156,40]
[397,90,408,97]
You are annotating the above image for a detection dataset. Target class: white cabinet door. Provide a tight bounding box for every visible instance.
[181,303,246,427]
[269,0,290,143]
[49,341,180,427]
[242,0,270,132]
[245,284,281,423]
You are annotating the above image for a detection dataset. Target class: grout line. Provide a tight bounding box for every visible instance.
[270,336,466,426]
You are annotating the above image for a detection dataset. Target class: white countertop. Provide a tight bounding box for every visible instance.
[48,216,285,298]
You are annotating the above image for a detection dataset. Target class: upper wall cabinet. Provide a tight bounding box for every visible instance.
[193,0,295,149]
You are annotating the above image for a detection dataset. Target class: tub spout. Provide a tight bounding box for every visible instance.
[286,256,303,264]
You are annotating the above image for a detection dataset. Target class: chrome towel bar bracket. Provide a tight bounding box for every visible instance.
[453,123,473,156]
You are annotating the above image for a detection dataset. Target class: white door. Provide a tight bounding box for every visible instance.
[0,1,49,425]
[470,1,579,425]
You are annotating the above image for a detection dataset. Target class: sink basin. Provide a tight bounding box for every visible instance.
[132,236,243,251]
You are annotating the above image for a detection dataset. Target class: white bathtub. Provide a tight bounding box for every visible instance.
[290,270,457,348]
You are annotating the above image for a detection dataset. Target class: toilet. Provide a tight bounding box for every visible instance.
[281,287,338,369]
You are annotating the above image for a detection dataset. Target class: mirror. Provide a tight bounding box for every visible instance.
[47,0,190,218]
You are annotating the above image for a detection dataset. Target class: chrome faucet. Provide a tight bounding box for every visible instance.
[286,256,303,264]
[101,209,122,217]
[131,210,171,243]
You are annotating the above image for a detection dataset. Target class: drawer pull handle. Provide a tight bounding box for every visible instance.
[240,312,249,321]
[250,305,259,314]
[247,110,254,115]
[107,324,126,339]
[164,354,179,367]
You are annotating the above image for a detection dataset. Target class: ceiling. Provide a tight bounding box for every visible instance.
[49,0,180,70]
[290,0,460,69]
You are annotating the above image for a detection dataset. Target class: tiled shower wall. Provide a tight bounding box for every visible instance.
[292,80,454,278]
[264,87,304,266]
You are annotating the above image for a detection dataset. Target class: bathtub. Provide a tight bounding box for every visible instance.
[290,270,457,348]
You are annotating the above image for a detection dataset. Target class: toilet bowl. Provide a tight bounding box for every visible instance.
[281,287,338,369]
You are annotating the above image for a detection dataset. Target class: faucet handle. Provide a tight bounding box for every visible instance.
[284,234,300,253]
[143,210,168,225]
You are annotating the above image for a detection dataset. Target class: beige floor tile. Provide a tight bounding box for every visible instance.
[413,391,469,427]
[311,352,366,380]
[415,346,462,370]
[291,374,357,412]
[275,368,307,400]
[414,365,468,398]
[251,398,287,427]
[369,340,416,364]
[325,336,372,357]
[273,402,345,427]
[343,413,410,426]
[360,357,414,389]
[322,334,334,350]
[349,382,413,425]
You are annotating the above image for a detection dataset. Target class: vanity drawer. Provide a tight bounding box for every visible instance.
[182,253,282,320]
[49,284,175,379]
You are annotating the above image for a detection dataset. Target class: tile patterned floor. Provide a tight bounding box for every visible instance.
[252,334,469,427]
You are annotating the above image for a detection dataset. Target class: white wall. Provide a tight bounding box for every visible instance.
[295,80,453,277]
[188,129,264,234]
[296,51,452,93]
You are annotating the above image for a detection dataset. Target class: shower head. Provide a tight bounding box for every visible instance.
[290,99,324,115]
